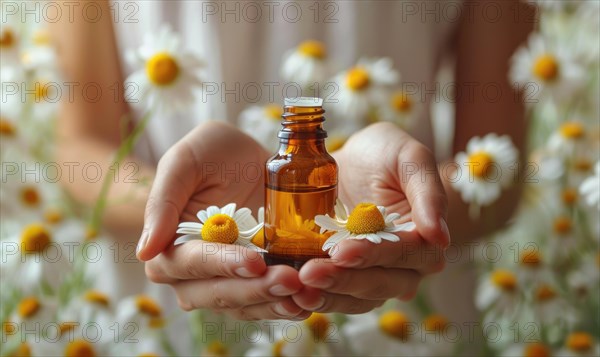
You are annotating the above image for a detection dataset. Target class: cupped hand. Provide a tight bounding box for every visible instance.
[137,121,310,320]
[292,122,450,313]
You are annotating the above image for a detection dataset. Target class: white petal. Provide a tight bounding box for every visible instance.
[384,213,401,224]
[197,210,209,223]
[177,222,203,230]
[239,224,264,239]
[174,235,197,246]
[236,239,267,253]
[221,203,237,217]
[206,206,220,217]
[366,234,382,244]
[322,231,350,251]
[334,199,349,221]
[378,231,400,242]
[314,215,345,233]
[176,228,201,235]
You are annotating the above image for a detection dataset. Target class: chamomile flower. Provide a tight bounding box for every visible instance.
[0,21,22,67]
[547,120,588,157]
[125,25,203,113]
[516,247,554,285]
[0,221,79,293]
[342,310,425,356]
[378,90,420,129]
[451,134,519,210]
[579,161,599,209]
[245,317,324,357]
[238,104,282,152]
[33,319,116,357]
[420,314,454,355]
[314,200,416,252]
[58,290,114,331]
[510,34,585,104]
[328,58,399,129]
[503,342,554,357]
[530,283,577,328]
[567,252,600,298]
[21,27,56,71]
[557,332,599,357]
[3,296,58,355]
[175,203,265,252]
[280,40,329,89]
[476,269,520,320]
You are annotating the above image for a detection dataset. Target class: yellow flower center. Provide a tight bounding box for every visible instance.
[467,151,494,179]
[0,118,16,137]
[524,343,551,357]
[533,54,559,81]
[12,343,32,357]
[148,317,166,329]
[205,341,228,356]
[346,203,386,235]
[59,322,78,337]
[44,209,63,224]
[423,314,448,332]
[65,339,95,357]
[3,321,17,335]
[34,81,51,102]
[264,104,283,121]
[272,339,286,357]
[201,214,240,244]
[20,186,40,207]
[562,188,578,205]
[146,52,180,86]
[490,269,517,292]
[346,67,370,91]
[574,159,592,172]
[559,122,585,139]
[0,28,15,48]
[84,290,110,307]
[18,297,40,319]
[305,313,330,342]
[553,216,572,235]
[391,92,413,113]
[20,224,51,254]
[298,40,326,59]
[379,311,411,341]
[32,29,51,46]
[85,227,98,241]
[520,248,542,267]
[566,332,593,353]
[136,295,162,318]
[139,354,159,357]
[535,284,557,302]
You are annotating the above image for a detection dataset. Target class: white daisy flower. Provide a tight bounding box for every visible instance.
[451,134,519,210]
[420,314,454,356]
[245,318,320,357]
[21,27,56,71]
[516,247,554,285]
[529,283,577,329]
[547,120,588,157]
[58,290,114,332]
[115,294,168,353]
[567,252,600,298]
[475,269,520,320]
[238,104,282,152]
[579,161,600,209]
[314,200,416,252]
[377,90,420,129]
[32,319,116,357]
[175,203,266,252]
[125,25,203,114]
[327,58,399,130]
[557,332,600,357]
[0,221,81,294]
[280,40,329,90]
[342,310,425,356]
[3,296,57,348]
[546,215,579,262]
[510,34,585,104]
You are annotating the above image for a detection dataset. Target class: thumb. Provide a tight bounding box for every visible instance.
[136,148,196,261]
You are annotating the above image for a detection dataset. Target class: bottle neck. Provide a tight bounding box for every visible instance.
[278,105,327,143]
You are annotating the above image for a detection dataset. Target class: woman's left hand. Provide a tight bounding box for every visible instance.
[292,122,450,313]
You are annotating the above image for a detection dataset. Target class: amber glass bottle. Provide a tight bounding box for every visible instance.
[264,97,338,269]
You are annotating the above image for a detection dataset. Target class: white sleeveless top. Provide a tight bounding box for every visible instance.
[109,0,477,345]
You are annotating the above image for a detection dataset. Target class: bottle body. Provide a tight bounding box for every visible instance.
[264,98,338,269]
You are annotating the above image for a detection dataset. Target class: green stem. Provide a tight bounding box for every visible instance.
[89,111,152,230]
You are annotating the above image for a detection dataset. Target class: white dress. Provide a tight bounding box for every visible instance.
[110,0,478,351]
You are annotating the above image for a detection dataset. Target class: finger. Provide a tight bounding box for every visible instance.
[292,287,385,314]
[328,236,445,274]
[173,265,303,311]
[398,138,450,248]
[227,298,311,321]
[137,142,198,261]
[145,240,267,283]
[298,262,422,300]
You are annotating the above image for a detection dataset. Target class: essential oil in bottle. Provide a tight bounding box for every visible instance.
[264,97,338,269]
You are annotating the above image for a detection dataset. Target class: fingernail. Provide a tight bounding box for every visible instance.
[440,218,451,248]
[136,231,149,258]
[310,296,326,310]
[307,275,334,289]
[269,284,296,296]
[235,267,258,278]
[273,303,291,316]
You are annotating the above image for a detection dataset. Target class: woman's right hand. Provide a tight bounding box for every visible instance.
[137,121,310,320]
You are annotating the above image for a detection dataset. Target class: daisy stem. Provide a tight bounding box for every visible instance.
[89,111,152,231]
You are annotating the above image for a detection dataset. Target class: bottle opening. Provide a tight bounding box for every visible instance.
[284,97,323,107]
